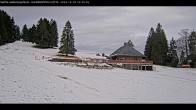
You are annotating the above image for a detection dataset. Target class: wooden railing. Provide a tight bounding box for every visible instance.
[86,59,153,64]
[49,57,153,65]
[107,60,153,64]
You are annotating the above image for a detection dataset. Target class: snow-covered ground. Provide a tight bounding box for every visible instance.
[0,41,196,103]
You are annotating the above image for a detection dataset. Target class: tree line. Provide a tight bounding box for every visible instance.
[144,23,196,68]
[179,30,196,67]
[1,9,194,67]
[0,9,20,46]
[21,19,77,55]
[0,9,59,48]
[21,18,58,48]
[0,9,77,56]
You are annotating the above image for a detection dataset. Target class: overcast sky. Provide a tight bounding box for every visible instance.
[0,6,196,54]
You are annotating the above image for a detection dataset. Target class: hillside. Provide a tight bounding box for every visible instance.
[0,41,196,103]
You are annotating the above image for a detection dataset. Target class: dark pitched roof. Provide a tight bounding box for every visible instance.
[109,42,145,57]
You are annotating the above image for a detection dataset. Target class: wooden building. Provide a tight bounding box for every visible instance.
[107,42,153,70]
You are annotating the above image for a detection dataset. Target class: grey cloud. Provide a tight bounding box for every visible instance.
[1,6,196,55]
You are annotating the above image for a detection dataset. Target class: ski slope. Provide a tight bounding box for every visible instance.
[0,41,196,103]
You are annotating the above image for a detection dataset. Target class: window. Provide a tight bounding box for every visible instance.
[120,57,126,60]
[134,57,138,60]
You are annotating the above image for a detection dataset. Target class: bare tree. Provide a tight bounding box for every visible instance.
[178,29,190,59]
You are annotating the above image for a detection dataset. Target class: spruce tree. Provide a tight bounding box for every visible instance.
[14,25,21,41]
[49,19,58,47]
[9,17,15,43]
[34,18,58,48]
[36,18,50,48]
[144,27,154,60]
[35,19,42,44]
[28,24,37,43]
[168,37,179,67]
[188,31,196,54]
[188,31,196,67]
[0,35,2,45]
[0,9,17,45]
[0,10,7,45]
[151,23,168,65]
[4,14,14,43]
[59,20,77,56]
[21,24,29,42]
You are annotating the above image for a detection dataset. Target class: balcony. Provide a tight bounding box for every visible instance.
[107,60,153,65]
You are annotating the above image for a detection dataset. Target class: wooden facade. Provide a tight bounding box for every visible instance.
[107,58,153,71]
[111,55,143,61]
[108,41,153,70]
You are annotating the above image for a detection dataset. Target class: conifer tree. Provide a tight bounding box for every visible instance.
[188,31,196,54]
[0,10,7,45]
[188,31,196,67]
[168,37,179,67]
[151,23,168,65]
[28,24,37,43]
[0,10,18,45]
[59,20,77,56]
[34,18,58,48]
[35,19,42,44]
[49,19,58,47]
[21,24,29,42]
[14,25,21,41]
[0,35,2,45]
[144,27,154,60]
[36,18,50,48]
